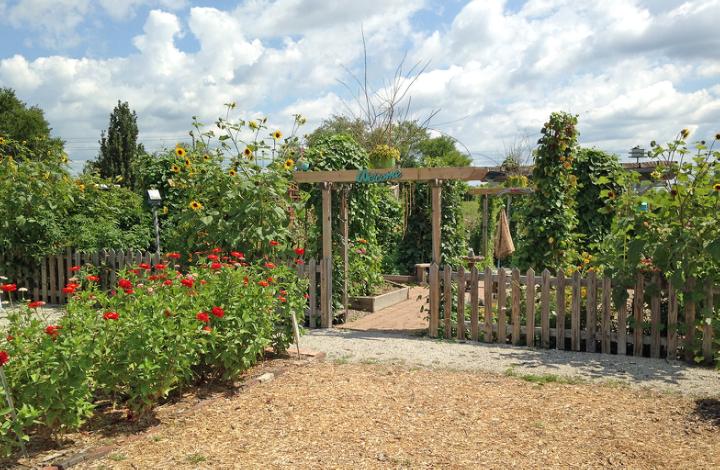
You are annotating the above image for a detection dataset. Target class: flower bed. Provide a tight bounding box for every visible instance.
[0,248,307,458]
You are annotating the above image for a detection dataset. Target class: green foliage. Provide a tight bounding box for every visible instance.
[573,148,625,251]
[0,253,307,456]
[515,112,579,272]
[134,108,306,258]
[0,138,152,280]
[91,101,144,189]
[0,88,63,158]
[416,136,471,167]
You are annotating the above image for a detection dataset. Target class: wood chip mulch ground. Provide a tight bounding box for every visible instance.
[52,360,720,469]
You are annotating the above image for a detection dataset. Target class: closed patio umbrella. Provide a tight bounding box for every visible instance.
[494,207,515,260]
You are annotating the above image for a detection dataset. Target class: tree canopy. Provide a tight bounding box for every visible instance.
[0,88,63,157]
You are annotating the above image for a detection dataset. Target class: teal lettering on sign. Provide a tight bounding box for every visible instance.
[355,169,402,184]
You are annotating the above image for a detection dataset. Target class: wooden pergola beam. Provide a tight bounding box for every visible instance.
[293,166,491,183]
[467,187,534,196]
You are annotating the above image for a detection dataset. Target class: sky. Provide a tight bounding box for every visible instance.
[1,0,719,173]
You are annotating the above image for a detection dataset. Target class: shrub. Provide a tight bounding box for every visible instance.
[0,248,307,457]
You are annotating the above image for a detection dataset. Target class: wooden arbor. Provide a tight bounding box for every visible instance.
[294,167,493,328]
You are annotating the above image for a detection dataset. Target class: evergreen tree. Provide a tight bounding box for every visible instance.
[93,101,143,188]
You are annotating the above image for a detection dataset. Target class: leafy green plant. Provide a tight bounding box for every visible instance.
[0,248,307,457]
[515,112,579,272]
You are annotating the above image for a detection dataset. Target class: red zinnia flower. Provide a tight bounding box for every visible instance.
[304,293,310,299]
[295,258,305,265]
[278,296,287,303]
[27,300,45,309]
[200,279,207,285]
[139,263,151,270]
[103,311,119,320]
[70,265,81,272]
[45,325,62,338]
[207,254,219,261]
[124,289,135,295]
[131,269,142,276]
[270,240,279,246]
[231,251,245,259]
[267,276,274,283]
[181,278,194,288]
[148,275,159,281]
[167,252,181,259]
[154,263,166,270]
[243,276,249,285]
[118,279,133,289]
[0,350,8,367]
[6,335,14,341]
[211,262,222,270]
[258,280,269,287]
[264,262,276,269]
[163,280,173,286]
[294,247,305,256]
[212,247,222,253]
[202,325,212,332]
[1,284,17,293]
[211,306,225,318]
[86,275,100,282]
[196,312,210,323]
[62,285,77,294]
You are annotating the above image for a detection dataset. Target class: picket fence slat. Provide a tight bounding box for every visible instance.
[601,277,611,354]
[571,272,581,351]
[667,281,678,358]
[586,271,597,353]
[633,273,645,357]
[650,273,661,358]
[526,268,535,347]
[483,267,492,342]
[541,269,550,348]
[684,278,696,362]
[703,282,714,364]
[470,267,479,341]
[456,267,466,341]
[308,258,317,328]
[511,268,521,346]
[556,271,566,351]
[497,268,507,344]
[443,267,452,339]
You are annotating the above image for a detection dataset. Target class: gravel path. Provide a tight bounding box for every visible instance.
[299,329,720,397]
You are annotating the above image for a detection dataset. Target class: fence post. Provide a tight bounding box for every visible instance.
[443,266,452,339]
[429,263,440,338]
[470,266,479,341]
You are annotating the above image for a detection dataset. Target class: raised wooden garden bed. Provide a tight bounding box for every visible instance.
[349,281,410,312]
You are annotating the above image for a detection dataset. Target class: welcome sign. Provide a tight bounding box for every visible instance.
[355,169,403,184]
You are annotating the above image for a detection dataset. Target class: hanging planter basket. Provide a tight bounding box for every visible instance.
[369,144,400,169]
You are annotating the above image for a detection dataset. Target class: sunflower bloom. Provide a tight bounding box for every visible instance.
[184,158,192,167]
[272,130,283,140]
[243,147,253,159]
[283,158,294,170]
[171,164,181,173]
[714,183,720,192]
[203,154,210,161]
[229,169,237,177]
[249,120,259,130]
[175,147,186,157]
[189,201,203,211]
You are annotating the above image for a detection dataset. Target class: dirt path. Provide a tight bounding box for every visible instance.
[76,362,720,469]
[339,286,428,333]
[299,329,720,397]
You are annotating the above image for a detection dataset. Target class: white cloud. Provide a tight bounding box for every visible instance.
[0,0,719,169]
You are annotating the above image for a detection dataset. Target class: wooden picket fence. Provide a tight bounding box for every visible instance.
[0,249,161,304]
[295,257,331,329]
[428,265,718,364]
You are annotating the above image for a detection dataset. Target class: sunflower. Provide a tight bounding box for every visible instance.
[171,164,181,173]
[680,128,690,139]
[184,158,192,167]
[715,133,720,141]
[283,158,295,171]
[243,147,253,159]
[229,169,237,177]
[713,183,720,192]
[272,130,283,140]
[162,206,169,215]
[249,120,259,130]
[0,137,5,145]
[203,154,210,162]
[175,147,186,157]
[189,201,203,211]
